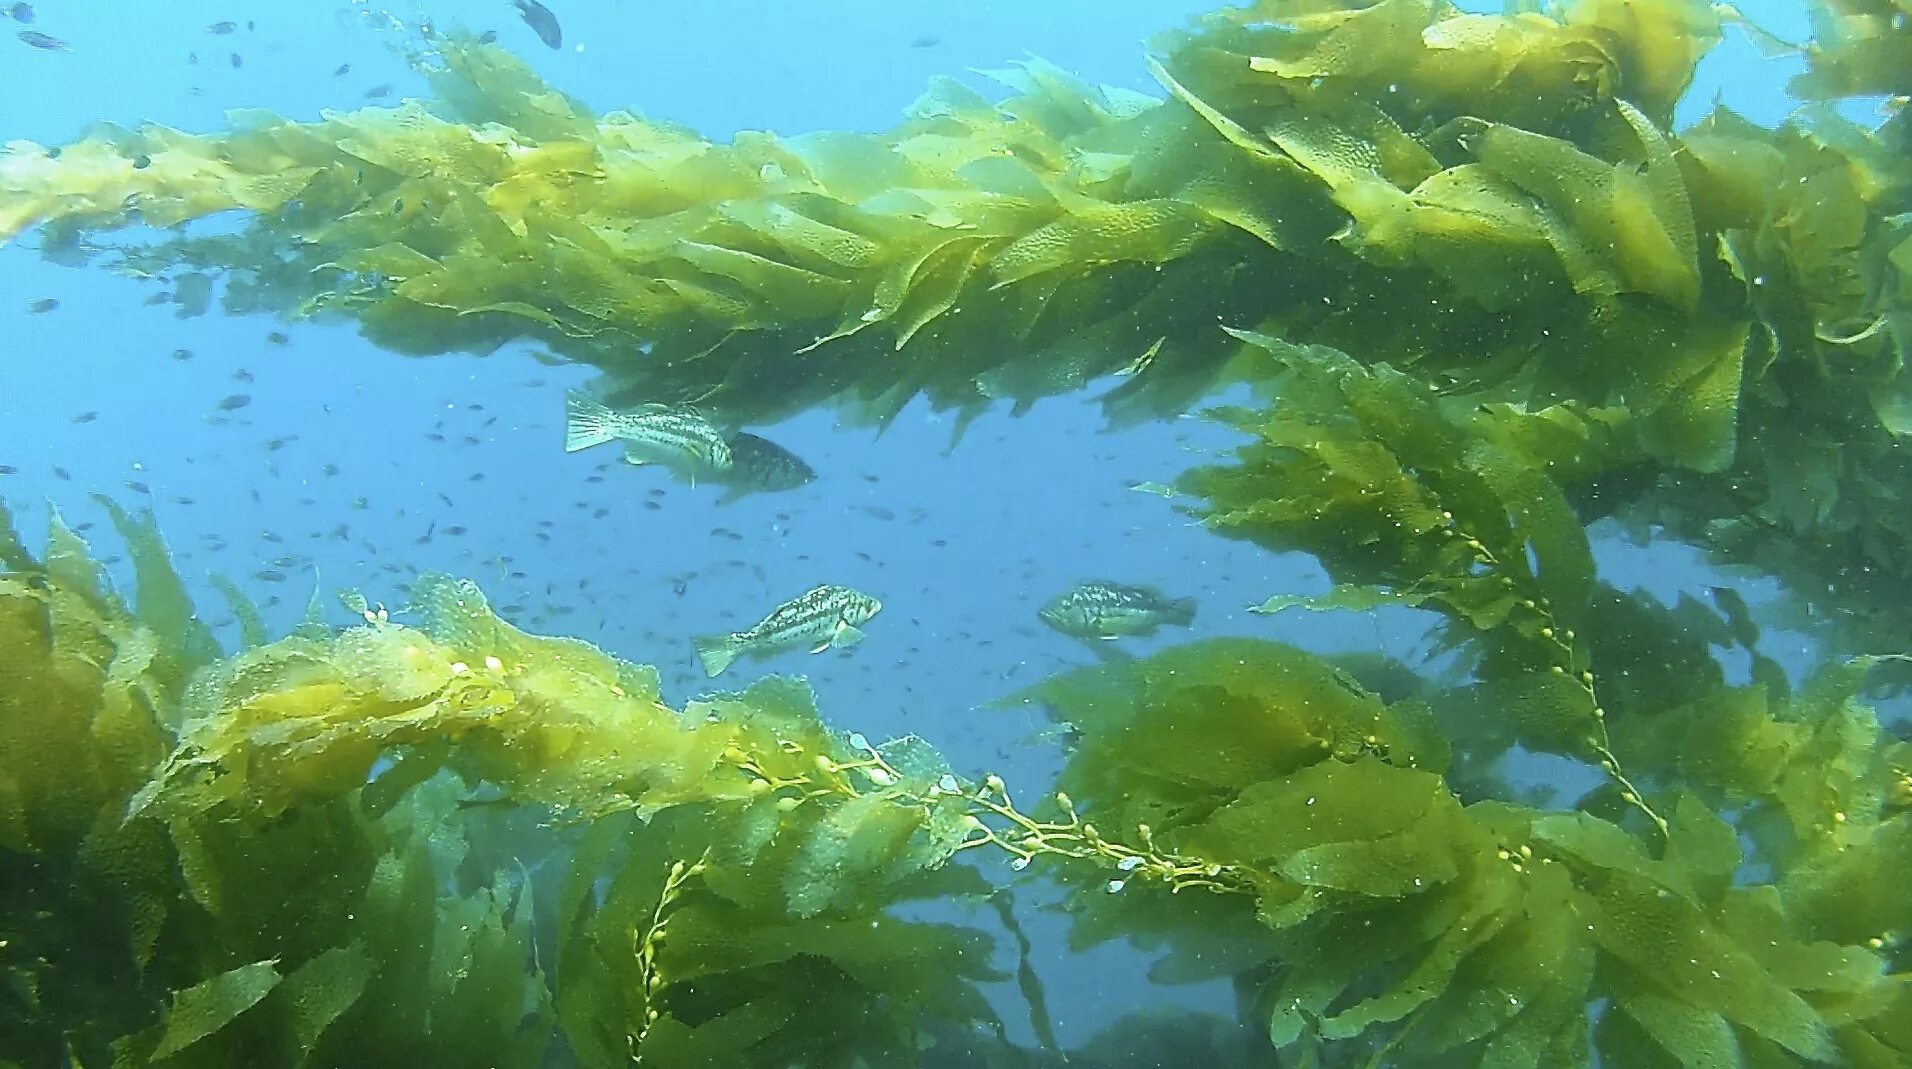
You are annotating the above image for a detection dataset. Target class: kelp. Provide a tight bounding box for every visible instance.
[0,0,1775,436]
[6,0,1912,1063]
[0,501,1004,1067]
[11,0,1912,638]
[1000,637,1910,1067]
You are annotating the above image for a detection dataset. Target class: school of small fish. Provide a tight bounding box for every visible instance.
[4,0,1206,694]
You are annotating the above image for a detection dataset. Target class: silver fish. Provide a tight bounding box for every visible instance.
[565,390,732,478]
[1039,581,1196,641]
[694,584,881,677]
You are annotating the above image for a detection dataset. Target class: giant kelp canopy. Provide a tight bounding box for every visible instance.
[6,0,1912,1065]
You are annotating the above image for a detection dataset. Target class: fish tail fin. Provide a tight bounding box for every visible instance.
[564,390,621,453]
[1168,596,1198,626]
[694,632,748,677]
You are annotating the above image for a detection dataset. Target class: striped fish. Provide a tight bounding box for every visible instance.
[564,390,732,478]
[693,584,882,677]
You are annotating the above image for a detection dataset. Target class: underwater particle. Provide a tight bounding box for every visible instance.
[511,0,562,49]
[860,505,896,521]
[217,394,251,411]
[692,583,882,677]
[16,28,65,50]
[1038,580,1197,641]
[26,297,57,313]
[5,4,33,23]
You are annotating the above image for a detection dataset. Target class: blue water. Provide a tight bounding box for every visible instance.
[0,0,1847,1055]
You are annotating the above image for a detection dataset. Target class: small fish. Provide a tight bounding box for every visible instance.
[26,297,57,313]
[1038,581,1197,641]
[512,0,562,49]
[364,83,392,100]
[693,584,882,677]
[206,20,236,34]
[4,4,33,23]
[218,394,251,411]
[909,34,942,48]
[713,431,815,502]
[565,389,731,478]
[17,28,66,50]
[333,62,350,77]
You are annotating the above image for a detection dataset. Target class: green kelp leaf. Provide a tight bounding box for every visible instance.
[209,574,266,648]
[1662,792,1741,898]
[783,790,964,918]
[1182,758,1444,867]
[1634,317,1748,472]
[1242,0,1438,81]
[1248,585,1420,616]
[92,495,221,696]
[428,877,553,1069]
[152,959,282,1060]
[650,889,1002,1057]
[1472,111,1700,309]
[0,498,31,573]
[1581,869,1835,1061]
[1714,885,1887,1003]
[554,813,673,1068]
[1021,639,1439,823]
[1460,441,1595,629]
[989,196,1214,286]
[44,507,110,612]
[276,943,374,1066]
[1599,979,1741,1069]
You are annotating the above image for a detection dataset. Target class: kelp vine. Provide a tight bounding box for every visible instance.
[5,0,1912,1065]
